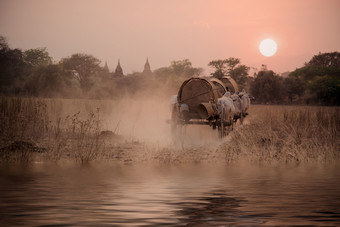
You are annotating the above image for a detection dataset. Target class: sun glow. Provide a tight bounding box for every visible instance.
[259,38,277,57]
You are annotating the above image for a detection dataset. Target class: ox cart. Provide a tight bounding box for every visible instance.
[170,77,250,138]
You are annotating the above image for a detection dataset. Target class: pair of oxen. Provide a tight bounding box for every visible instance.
[216,89,251,126]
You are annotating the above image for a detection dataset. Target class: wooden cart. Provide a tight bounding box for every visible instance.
[170,77,236,138]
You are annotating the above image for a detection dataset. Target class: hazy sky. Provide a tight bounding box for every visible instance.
[1,0,339,75]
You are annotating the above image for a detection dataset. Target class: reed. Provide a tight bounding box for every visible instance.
[0,97,50,141]
[0,97,106,164]
[221,105,340,164]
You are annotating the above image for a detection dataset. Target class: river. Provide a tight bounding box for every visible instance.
[1,163,339,226]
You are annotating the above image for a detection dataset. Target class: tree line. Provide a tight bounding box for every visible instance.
[0,36,206,99]
[0,35,339,105]
[208,54,339,105]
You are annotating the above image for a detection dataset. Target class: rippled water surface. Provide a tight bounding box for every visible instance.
[1,163,339,226]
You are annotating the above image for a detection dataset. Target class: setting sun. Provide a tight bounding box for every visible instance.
[259,38,277,57]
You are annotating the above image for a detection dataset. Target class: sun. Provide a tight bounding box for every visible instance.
[259,38,277,57]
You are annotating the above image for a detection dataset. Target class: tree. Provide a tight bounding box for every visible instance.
[23,47,52,68]
[284,76,306,103]
[230,64,250,87]
[0,36,8,50]
[170,59,203,78]
[170,59,192,76]
[60,54,101,94]
[250,70,285,104]
[290,52,340,82]
[154,59,203,79]
[208,57,249,88]
[225,57,240,72]
[153,66,173,78]
[289,65,340,82]
[308,75,340,105]
[306,52,340,68]
[0,36,26,94]
[289,52,340,104]
[208,59,227,79]
[25,64,72,97]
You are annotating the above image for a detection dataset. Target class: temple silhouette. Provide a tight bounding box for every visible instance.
[112,59,124,78]
[142,58,153,76]
[111,58,153,78]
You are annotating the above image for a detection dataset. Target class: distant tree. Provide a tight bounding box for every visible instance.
[170,59,203,78]
[284,76,306,103]
[230,64,250,88]
[225,57,240,71]
[153,59,203,80]
[0,36,8,50]
[0,36,26,94]
[289,52,340,104]
[306,52,340,68]
[308,75,340,105]
[25,64,72,97]
[289,65,340,82]
[250,70,285,104]
[170,59,192,76]
[23,47,52,68]
[290,52,340,81]
[60,54,101,94]
[208,59,226,79]
[153,66,173,78]
[153,66,178,86]
[208,57,249,88]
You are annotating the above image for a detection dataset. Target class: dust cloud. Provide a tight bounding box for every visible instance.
[39,87,227,165]
[30,87,338,165]
[100,95,223,148]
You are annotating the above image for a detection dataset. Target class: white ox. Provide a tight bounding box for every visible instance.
[229,89,251,124]
[239,89,251,114]
[217,92,236,126]
[230,94,243,122]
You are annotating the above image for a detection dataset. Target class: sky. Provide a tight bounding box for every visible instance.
[0,0,339,75]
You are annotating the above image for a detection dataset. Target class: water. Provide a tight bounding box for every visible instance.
[1,163,339,226]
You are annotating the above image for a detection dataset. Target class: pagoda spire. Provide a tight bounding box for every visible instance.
[104,61,109,73]
[143,57,152,76]
[113,59,124,77]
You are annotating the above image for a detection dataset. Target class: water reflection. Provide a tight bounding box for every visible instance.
[173,190,252,226]
[0,163,339,226]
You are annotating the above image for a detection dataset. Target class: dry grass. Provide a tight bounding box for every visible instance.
[0,97,49,141]
[220,105,340,164]
[0,97,107,164]
[0,97,339,165]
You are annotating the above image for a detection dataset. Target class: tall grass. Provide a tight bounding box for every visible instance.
[63,109,104,163]
[1,97,339,164]
[221,105,340,164]
[0,97,50,141]
[0,97,106,163]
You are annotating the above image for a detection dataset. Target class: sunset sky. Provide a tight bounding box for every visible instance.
[1,0,339,75]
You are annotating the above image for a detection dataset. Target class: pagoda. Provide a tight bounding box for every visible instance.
[113,59,124,78]
[142,58,153,76]
[103,61,110,74]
